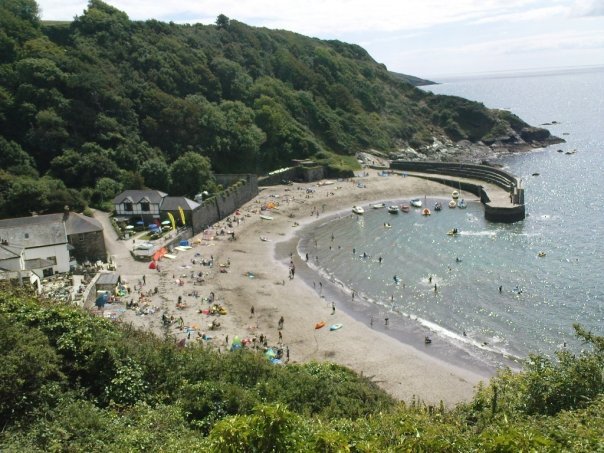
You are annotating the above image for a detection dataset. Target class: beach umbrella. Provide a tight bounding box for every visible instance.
[161,220,171,225]
[125,225,134,230]
[148,261,157,269]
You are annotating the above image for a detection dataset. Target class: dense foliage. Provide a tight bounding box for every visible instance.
[0,286,603,451]
[0,0,539,217]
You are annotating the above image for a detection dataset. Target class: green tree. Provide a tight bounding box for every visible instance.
[0,315,63,423]
[169,151,214,197]
[140,157,171,192]
[215,14,230,29]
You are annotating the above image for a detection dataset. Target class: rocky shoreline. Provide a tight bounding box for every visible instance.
[363,129,565,166]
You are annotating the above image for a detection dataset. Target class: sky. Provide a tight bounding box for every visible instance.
[36,0,604,79]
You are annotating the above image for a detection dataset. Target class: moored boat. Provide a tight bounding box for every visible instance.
[372,203,386,209]
[452,190,459,199]
[448,200,457,208]
[434,201,442,211]
[410,198,422,208]
[457,199,467,209]
[388,205,399,214]
[352,206,365,215]
[422,208,431,216]
[400,203,410,213]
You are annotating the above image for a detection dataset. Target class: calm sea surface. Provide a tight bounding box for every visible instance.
[298,68,604,369]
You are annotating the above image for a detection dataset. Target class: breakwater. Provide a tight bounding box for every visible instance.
[389,161,525,222]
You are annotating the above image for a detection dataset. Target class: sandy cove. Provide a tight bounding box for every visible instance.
[115,172,488,407]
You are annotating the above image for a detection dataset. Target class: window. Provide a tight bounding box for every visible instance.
[124,202,133,212]
[24,233,29,239]
[79,234,85,242]
[46,256,57,265]
[141,202,150,212]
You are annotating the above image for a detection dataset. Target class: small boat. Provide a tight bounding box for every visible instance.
[384,223,392,228]
[329,323,343,331]
[410,199,422,208]
[400,203,410,213]
[538,251,546,257]
[448,200,457,208]
[452,190,459,199]
[424,336,432,344]
[434,202,442,211]
[422,208,431,216]
[388,205,399,214]
[352,206,365,215]
[315,321,326,329]
[447,228,459,236]
[260,215,273,220]
[372,203,386,209]
[457,199,467,209]
[532,172,540,176]
[260,236,270,242]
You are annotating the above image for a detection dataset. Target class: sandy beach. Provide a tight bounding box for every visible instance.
[109,171,489,407]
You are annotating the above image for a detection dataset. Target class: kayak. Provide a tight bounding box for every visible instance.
[315,321,326,329]
[329,323,343,331]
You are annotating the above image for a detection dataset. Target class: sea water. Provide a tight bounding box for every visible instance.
[298,67,604,370]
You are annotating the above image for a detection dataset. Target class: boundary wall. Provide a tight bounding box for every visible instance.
[190,174,259,234]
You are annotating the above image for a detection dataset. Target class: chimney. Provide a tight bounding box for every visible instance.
[63,205,70,222]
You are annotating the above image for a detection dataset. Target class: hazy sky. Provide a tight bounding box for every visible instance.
[37,0,604,79]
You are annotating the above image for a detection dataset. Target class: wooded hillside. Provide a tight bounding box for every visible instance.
[1,0,546,217]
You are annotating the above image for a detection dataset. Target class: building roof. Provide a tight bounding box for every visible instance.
[113,190,167,205]
[0,211,103,249]
[160,196,200,212]
[0,243,23,260]
[0,215,67,248]
[96,272,120,286]
[63,212,103,235]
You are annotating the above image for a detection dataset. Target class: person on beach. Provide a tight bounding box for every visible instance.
[331,302,336,315]
[250,305,255,318]
[499,285,503,293]
[278,330,283,343]
[385,317,389,326]
[278,316,284,330]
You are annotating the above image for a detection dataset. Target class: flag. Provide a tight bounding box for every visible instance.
[167,212,176,230]
[178,206,186,225]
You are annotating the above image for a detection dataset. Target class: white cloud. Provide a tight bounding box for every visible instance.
[37,0,552,34]
[570,0,604,17]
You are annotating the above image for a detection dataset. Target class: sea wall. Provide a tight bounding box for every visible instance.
[390,160,525,223]
[190,174,259,234]
[259,166,326,186]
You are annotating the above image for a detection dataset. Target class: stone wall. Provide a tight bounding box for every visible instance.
[390,160,525,223]
[259,166,326,186]
[190,174,259,234]
[68,231,107,263]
